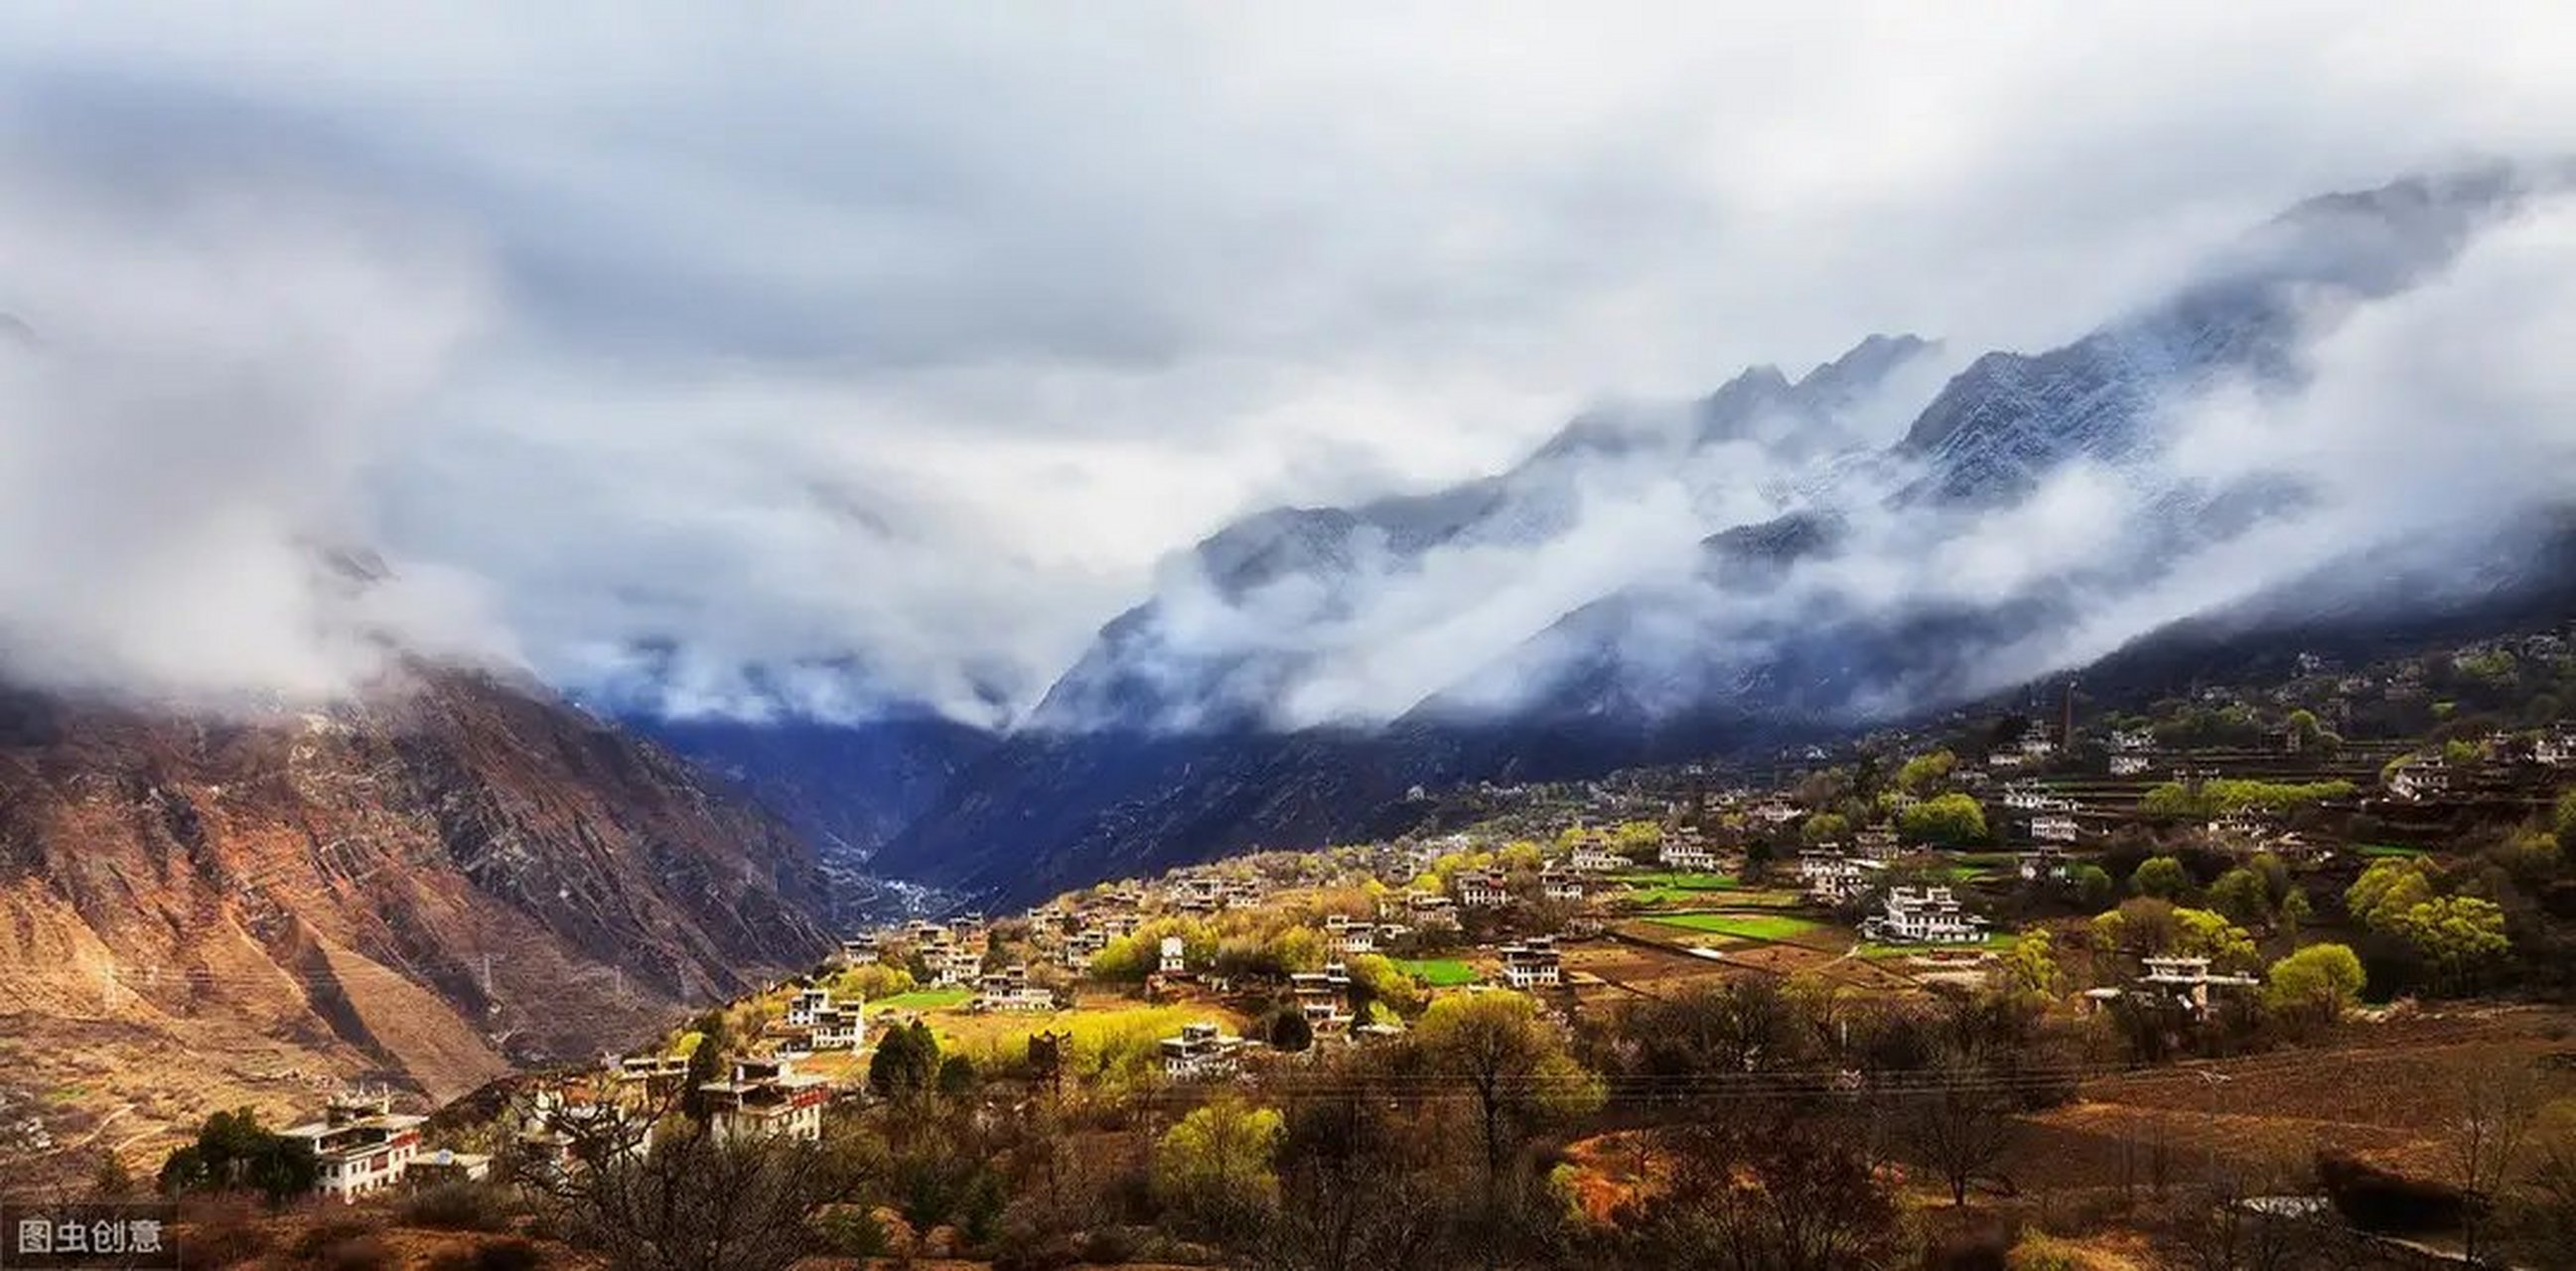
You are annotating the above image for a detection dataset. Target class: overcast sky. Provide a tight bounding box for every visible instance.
[0,4,2571,721]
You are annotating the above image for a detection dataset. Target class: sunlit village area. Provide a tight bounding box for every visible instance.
[12,626,2567,1269]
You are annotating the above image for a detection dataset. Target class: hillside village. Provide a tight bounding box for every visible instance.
[73,624,2576,1268]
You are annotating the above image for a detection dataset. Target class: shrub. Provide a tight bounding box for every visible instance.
[2004,1230,2093,1270]
[314,1232,394,1271]
[2131,856,2192,901]
[813,1204,892,1258]
[1922,1222,2013,1271]
[427,1239,548,1271]
[291,1218,378,1258]
[2318,1148,2468,1233]
[1078,1225,1141,1264]
[1260,1006,1314,1053]
[990,1234,1082,1271]
[178,1197,273,1269]
[399,1180,510,1232]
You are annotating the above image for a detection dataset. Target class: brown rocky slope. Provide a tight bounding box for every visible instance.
[0,663,831,1188]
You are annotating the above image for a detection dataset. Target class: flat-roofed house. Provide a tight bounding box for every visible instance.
[1499,938,1562,989]
[282,1091,426,1202]
[1797,850,1882,904]
[973,965,1059,1013]
[2386,758,2451,802]
[1455,870,1510,908]
[2136,955,2259,1015]
[1539,866,1585,904]
[701,1058,827,1144]
[408,1149,493,1188]
[1160,1021,1248,1080]
[1566,845,1625,874]
[1864,887,1986,945]
[1405,891,1460,927]
[1659,841,1721,872]
[1288,963,1353,1032]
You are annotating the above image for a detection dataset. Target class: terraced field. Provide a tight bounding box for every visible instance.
[1393,957,1479,986]
[868,987,972,1012]
[1618,872,1740,904]
[1646,913,1825,941]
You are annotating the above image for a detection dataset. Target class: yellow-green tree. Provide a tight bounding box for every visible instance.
[1345,953,1426,1017]
[1898,750,1956,793]
[831,961,916,1001]
[1152,1096,1284,1239]
[1267,925,1328,974]
[2206,867,2271,927]
[2391,896,2511,990]
[2173,908,2258,973]
[1900,792,1988,845]
[1995,928,2062,1001]
[2264,942,2364,1028]
[2347,857,2439,931]
[2130,856,2193,901]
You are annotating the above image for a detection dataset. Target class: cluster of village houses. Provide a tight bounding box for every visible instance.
[2382,722,2576,802]
[268,645,2574,1200]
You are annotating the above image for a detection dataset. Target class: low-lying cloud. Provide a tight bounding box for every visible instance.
[0,151,513,706]
[0,8,2572,725]
[1107,175,2576,732]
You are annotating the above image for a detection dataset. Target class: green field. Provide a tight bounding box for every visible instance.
[1393,957,1479,986]
[868,987,972,1012]
[1948,852,2019,868]
[2357,843,2429,859]
[1648,913,1824,941]
[1623,871,1739,890]
[1623,872,1741,904]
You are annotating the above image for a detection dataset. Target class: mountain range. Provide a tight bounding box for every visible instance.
[649,167,2576,906]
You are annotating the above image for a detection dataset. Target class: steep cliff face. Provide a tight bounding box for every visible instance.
[0,666,828,1179]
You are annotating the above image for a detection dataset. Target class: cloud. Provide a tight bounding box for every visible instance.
[1159,176,2576,731]
[1727,186,2576,721]
[0,145,512,705]
[0,6,2571,719]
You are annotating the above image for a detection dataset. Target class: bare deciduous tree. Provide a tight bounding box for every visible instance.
[1895,1057,2020,1206]
[1610,1120,1907,1271]
[2445,1061,2544,1263]
[509,1080,875,1271]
